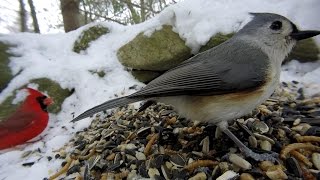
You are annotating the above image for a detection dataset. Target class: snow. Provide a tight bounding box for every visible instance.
[281,60,320,96]
[11,89,28,105]
[0,0,319,179]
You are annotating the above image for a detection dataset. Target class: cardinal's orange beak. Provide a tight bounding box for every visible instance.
[44,97,54,106]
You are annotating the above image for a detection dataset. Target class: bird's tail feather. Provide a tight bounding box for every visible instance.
[71,96,141,122]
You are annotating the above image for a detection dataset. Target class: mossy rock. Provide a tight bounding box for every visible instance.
[73,25,110,53]
[117,25,192,71]
[131,69,164,83]
[30,78,73,113]
[199,33,319,62]
[287,38,320,63]
[0,78,73,120]
[0,92,21,121]
[0,41,15,92]
[199,33,234,52]
[89,70,106,78]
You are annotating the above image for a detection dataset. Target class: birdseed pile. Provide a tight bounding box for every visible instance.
[44,81,320,180]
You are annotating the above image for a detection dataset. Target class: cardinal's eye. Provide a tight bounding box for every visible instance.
[270,21,282,30]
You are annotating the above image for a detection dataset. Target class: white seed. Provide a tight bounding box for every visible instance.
[240,173,254,180]
[135,152,146,160]
[201,136,210,154]
[188,158,194,164]
[259,161,274,171]
[248,135,258,148]
[254,133,275,144]
[266,166,288,180]
[237,119,245,123]
[260,140,272,151]
[277,129,286,138]
[215,126,223,138]
[229,154,252,170]
[244,118,255,125]
[127,170,137,180]
[291,123,311,135]
[165,161,173,169]
[216,170,238,180]
[252,120,269,134]
[312,153,320,170]
[293,118,301,126]
[188,172,206,180]
[148,168,160,178]
[117,143,137,151]
[219,162,230,173]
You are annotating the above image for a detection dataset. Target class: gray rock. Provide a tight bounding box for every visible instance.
[117,25,191,71]
[73,25,109,53]
[0,41,15,92]
[130,69,163,83]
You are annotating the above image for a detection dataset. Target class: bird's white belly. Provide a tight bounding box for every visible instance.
[159,78,279,124]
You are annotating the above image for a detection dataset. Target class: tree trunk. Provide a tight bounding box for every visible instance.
[60,0,80,32]
[18,0,27,32]
[140,0,146,22]
[28,0,40,33]
[124,0,140,24]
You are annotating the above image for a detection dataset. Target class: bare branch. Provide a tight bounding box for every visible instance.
[79,8,126,25]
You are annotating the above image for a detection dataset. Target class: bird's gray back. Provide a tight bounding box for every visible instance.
[129,38,271,98]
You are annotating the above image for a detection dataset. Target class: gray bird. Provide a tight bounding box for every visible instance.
[72,13,320,161]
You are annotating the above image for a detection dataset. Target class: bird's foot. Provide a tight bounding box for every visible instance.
[241,148,278,162]
[217,121,278,162]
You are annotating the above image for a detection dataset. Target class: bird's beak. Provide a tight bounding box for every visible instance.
[44,97,54,106]
[290,30,320,41]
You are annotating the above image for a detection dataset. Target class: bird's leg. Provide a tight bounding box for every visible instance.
[217,121,278,162]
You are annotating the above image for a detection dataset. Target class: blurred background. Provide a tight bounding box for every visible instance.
[0,0,181,34]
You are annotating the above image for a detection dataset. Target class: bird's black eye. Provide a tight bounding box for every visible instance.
[270,21,282,30]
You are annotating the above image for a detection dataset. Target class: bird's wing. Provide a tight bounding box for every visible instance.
[129,40,270,98]
[0,111,37,137]
[71,40,271,122]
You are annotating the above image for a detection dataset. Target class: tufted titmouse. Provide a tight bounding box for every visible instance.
[72,13,320,161]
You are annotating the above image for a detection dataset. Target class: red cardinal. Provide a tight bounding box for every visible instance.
[0,88,53,150]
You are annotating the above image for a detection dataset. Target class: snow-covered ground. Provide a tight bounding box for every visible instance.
[0,0,319,179]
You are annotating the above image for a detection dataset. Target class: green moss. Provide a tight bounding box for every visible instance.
[0,93,20,121]
[117,25,191,71]
[199,33,234,52]
[73,25,110,53]
[131,69,164,83]
[30,78,72,113]
[89,70,106,78]
[287,38,320,62]
[0,41,14,92]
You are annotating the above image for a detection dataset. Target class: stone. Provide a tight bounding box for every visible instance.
[30,78,72,113]
[287,38,320,62]
[199,33,234,52]
[117,25,191,71]
[0,41,15,92]
[130,69,163,83]
[73,25,110,53]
